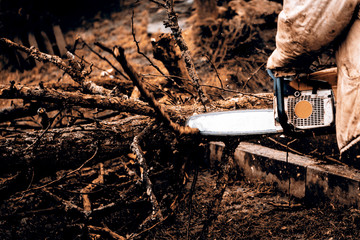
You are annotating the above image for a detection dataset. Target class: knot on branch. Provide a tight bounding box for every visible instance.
[29,46,40,59]
[112,45,124,58]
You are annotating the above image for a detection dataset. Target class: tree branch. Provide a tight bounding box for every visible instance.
[131,123,164,222]
[95,42,199,135]
[163,0,209,108]
[0,38,122,97]
[0,84,155,117]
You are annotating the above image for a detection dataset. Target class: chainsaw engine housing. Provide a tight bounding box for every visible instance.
[274,80,335,131]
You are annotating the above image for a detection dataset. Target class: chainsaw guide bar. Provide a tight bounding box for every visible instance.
[186,109,283,136]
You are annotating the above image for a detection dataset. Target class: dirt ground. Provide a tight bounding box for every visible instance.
[0,0,357,239]
[147,170,360,239]
[1,165,360,239]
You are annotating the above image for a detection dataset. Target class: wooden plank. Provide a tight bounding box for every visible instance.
[309,67,337,86]
[13,37,28,62]
[40,31,55,55]
[53,25,67,57]
[209,141,360,207]
[13,37,32,69]
[28,32,43,67]
[28,32,39,49]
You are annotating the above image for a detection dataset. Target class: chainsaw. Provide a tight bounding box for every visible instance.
[186,68,337,137]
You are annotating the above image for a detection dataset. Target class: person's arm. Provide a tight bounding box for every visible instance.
[267,0,359,76]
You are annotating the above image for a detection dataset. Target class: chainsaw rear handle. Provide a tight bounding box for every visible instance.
[267,69,293,133]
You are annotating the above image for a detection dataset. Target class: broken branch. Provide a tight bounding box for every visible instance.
[0,84,154,116]
[131,123,163,222]
[0,38,119,97]
[163,0,209,107]
[87,225,126,240]
[81,163,105,216]
[95,42,198,135]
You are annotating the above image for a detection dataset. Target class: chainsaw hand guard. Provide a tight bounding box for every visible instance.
[267,69,294,133]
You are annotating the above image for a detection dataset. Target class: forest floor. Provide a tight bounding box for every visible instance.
[1,0,358,239]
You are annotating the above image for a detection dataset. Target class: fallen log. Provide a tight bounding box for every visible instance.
[0,116,150,174]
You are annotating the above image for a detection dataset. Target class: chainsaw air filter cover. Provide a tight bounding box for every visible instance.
[283,89,335,130]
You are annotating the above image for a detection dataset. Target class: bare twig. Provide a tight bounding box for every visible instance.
[131,122,163,221]
[81,163,105,216]
[87,225,126,240]
[25,109,64,151]
[92,202,116,213]
[130,15,182,103]
[162,0,209,108]
[267,137,346,166]
[0,38,84,82]
[131,11,165,77]
[267,137,304,156]
[128,215,170,239]
[77,37,129,80]
[241,62,266,90]
[23,147,98,193]
[205,55,224,89]
[0,38,116,97]
[200,84,273,101]
[149,0,166,8]
[42,188,84,213]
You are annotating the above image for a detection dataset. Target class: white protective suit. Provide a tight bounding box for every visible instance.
[267,0,360,156]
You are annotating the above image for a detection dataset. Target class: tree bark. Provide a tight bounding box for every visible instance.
[0,83,273,123]
[0,116,150,174]
[152,33,191,89]
[0,84,155,118]
[164,0,209,106]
